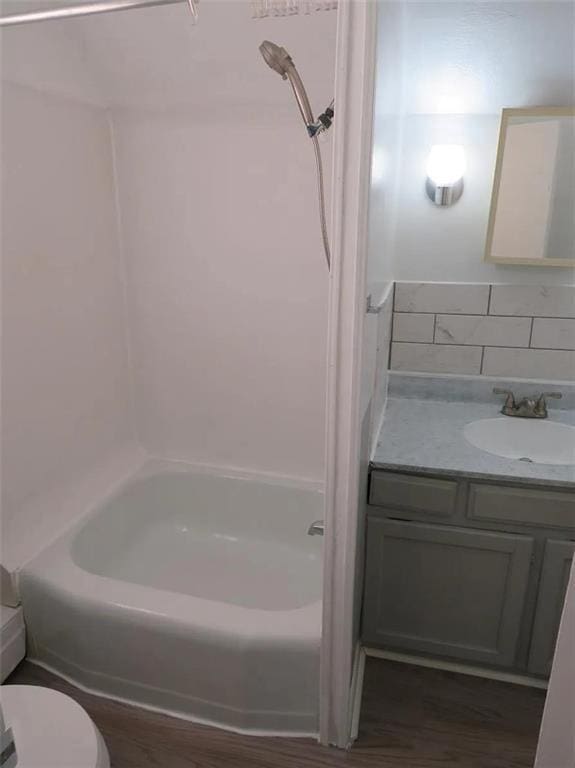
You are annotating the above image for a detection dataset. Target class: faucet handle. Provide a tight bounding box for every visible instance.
[493,388,516,401]
[534,392,562,417]
[540,392,562,400]
[493,388,517,414]
[536,391,562,408]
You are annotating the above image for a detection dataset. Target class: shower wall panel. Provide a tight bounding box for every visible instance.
[112,109,330,482]
[1,82,135,568]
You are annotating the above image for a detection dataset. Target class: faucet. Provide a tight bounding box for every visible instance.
[493,388,562,419]
[307,520,324,536]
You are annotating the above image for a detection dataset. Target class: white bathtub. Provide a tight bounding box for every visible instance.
[19,463,323,735]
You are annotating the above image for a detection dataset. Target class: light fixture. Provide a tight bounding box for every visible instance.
[426,144,466,206]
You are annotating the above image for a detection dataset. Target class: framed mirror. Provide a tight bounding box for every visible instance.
[485,107,575,267]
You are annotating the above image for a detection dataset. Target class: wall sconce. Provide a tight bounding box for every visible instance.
[425,144,466,206]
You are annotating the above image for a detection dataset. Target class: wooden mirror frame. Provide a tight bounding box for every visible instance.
[485,107,575,268]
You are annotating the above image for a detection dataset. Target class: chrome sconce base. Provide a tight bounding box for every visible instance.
[426,177,464,207]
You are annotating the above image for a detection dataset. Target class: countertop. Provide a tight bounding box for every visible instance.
[372,397,575,489]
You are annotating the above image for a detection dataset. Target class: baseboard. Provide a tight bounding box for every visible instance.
[364,647,548,690]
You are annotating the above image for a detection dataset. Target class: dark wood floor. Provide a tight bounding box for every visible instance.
[7,658,545,767]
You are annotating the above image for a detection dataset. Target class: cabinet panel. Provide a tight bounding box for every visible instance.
[369,471,458,518]
[528,539,575,676]
[468,484,575,529]
[362,517,533,667]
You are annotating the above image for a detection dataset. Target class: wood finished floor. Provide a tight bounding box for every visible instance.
[7,659,545,767]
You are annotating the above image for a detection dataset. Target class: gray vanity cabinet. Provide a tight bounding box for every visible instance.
[363,517,533,667]
[363,468,575,677]
[528,539,575,676]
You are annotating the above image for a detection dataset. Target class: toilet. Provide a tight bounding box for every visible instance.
[0,606,110,768]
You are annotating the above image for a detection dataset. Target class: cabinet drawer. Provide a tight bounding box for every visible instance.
[468,484,575,529]
[369,471,458,518]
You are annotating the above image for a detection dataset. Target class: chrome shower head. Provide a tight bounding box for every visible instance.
[258,39,332,270]
[259,40,314,126]
[259,40,293,80]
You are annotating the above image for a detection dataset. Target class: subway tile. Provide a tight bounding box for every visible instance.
[483,347,575,381]
[392,312,435,343]
[435,315,531,347]
[490,285,575,318]
[394,283,490,314]
[531,318,575,350]
[390,343,482,375]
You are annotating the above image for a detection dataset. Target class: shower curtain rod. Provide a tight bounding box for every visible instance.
[0,0,194,27]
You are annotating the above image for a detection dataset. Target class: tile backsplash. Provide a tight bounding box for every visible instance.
[390,283,575,381]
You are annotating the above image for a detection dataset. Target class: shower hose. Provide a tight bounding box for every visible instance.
[312,135,331,271]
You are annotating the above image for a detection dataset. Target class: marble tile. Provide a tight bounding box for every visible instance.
[531,318,575,350]
[435,314,531,347]
[483,347,575,382]
[490,285,575,318]
[392,312,435,343]
[394,283,490,314]
[390,342,482,375]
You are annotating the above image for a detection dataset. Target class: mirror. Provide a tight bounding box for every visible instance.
[485,108,575,267]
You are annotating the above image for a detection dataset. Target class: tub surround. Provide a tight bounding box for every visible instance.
[390,283,575,381]
[2,443,146,577]
[373,373,575,488]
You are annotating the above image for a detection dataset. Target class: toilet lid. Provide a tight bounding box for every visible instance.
[0,685,109,768]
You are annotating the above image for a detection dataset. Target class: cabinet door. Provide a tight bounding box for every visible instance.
[528,539,575,677]
[362,518,533,667]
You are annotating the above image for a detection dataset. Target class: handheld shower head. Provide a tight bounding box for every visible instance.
[259,40,293,80]
[259,40,332,270]
[259,40,314,126]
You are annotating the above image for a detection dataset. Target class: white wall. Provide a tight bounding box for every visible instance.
[112,108,330,479]
[104,0,336,481]
[361,2,403,459]
[367,0,405,298]
[370,0,575,286]
[1,80,135,568]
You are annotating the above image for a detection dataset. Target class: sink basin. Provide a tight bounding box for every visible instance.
[464,418,575,466]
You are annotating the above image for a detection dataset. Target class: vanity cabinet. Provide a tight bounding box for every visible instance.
[363,469,575,677]
[528,539,575,676]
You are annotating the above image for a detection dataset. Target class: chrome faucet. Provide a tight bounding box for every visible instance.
[493,388,562,419]
[307,520,324,536]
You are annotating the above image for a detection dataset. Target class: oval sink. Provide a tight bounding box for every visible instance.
[464,418,575,466]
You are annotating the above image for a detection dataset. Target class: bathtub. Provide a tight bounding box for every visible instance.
[19,463,323,735]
